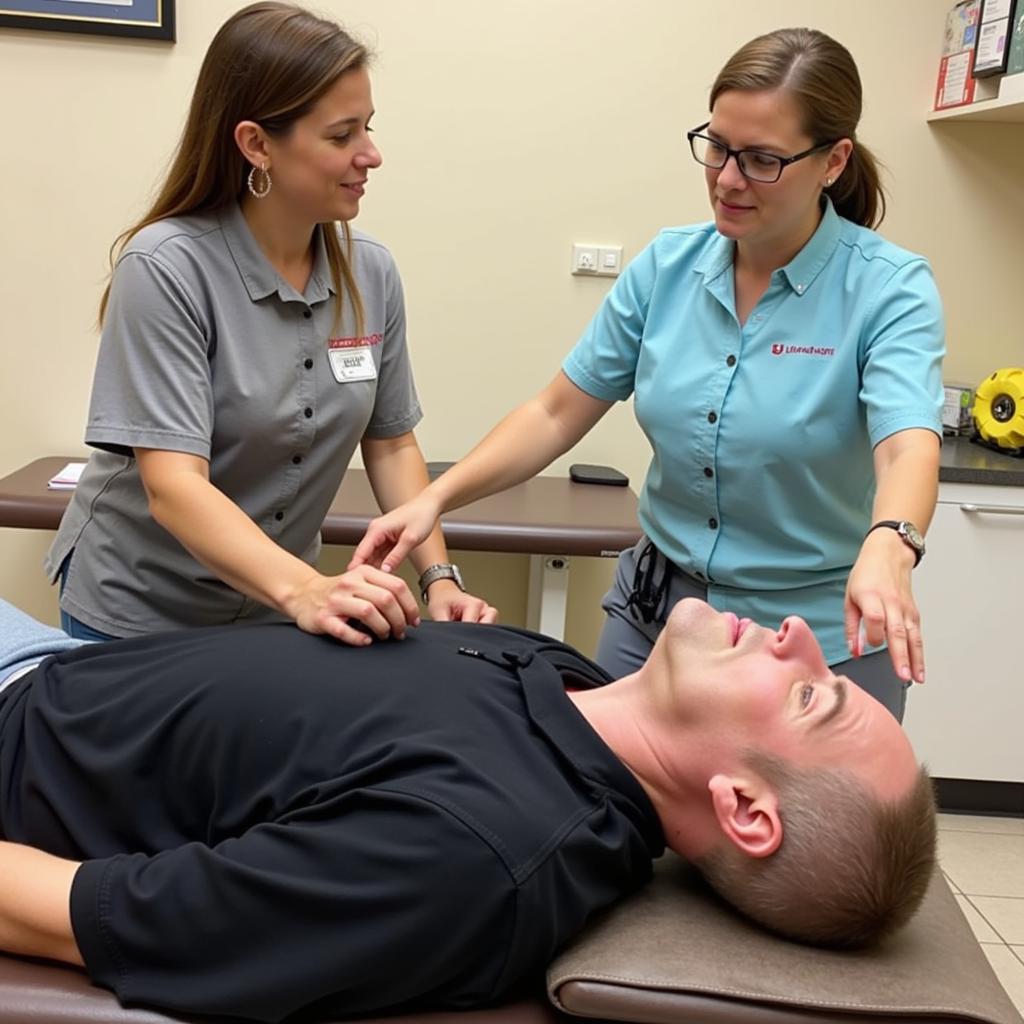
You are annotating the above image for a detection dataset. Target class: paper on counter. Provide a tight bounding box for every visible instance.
[47,462,86,490]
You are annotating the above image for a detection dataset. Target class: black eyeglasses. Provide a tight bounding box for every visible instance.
[686,122,836,184]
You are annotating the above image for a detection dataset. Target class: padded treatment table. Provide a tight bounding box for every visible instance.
[0,856,1018,1024]
[0,457,643,640]
[0,462,1019,1023]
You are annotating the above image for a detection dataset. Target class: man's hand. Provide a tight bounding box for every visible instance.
[425,579,498,624]
[844,529,924,684]
[349,493,442,574]
[284,565,421,644]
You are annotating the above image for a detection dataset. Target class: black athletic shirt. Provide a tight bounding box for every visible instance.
[0,620,663,1022]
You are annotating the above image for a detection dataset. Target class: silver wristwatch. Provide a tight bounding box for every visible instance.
[865,520,925,567]
[418,563,465,602]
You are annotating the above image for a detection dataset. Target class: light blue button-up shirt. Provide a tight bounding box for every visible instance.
[563,200,944,664]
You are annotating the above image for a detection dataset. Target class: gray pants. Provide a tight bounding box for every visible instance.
[595,538,909,723]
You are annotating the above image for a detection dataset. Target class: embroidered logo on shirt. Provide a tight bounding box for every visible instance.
[770,343,835,357]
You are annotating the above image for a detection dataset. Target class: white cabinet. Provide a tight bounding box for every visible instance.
[904,481,1024,782]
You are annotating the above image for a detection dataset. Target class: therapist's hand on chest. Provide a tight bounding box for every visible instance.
[283,564,422,645]
[424,578,498,625]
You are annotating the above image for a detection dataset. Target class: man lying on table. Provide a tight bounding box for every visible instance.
[0,594,935,1024]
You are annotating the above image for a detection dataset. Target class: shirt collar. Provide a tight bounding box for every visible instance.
[779,196,842,297]
[219,202,335,304]
[306,224,335,302]
[693,196,843,296]
[219,202,277,301]
[693,227,735,285]
[507,639,666,856]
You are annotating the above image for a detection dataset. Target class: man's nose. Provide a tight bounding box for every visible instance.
[774,617,827,671]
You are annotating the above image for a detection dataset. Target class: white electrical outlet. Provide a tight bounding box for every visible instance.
[571,243,622,277]
[571,244,600,275]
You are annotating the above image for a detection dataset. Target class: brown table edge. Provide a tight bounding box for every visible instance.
[1,459,642,559]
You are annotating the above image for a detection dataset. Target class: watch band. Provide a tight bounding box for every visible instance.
[865,520,925,567]
[418,563,464,603]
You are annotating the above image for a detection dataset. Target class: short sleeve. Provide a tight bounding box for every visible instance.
[561,239,658,402]
[364,254,422,438]
[85,252,214,459]
[70,789,513,1022]
[860,259,945,447]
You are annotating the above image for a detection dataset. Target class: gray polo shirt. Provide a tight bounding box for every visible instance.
[45,204,421,636]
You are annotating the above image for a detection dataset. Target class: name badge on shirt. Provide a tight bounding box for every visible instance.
[328,345,377,383]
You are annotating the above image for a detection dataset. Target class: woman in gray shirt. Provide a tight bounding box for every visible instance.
[46,2,494,642]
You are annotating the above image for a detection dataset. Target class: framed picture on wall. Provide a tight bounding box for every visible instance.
[973,0,1017,76]
[0,1,175,42]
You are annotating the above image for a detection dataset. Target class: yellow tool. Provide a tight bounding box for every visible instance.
[974,368,1024,452]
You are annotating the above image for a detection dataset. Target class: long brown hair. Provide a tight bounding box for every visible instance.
[99,2,369,330]
[710,28,886,229]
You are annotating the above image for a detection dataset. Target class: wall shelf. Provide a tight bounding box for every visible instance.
[928,91,1024,123]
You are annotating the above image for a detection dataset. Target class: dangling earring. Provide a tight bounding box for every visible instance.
[248,163,272,199]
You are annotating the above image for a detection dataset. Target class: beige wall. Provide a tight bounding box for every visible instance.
[2,1,1021,650]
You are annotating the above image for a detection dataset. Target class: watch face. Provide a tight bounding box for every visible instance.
[900,522,924,550]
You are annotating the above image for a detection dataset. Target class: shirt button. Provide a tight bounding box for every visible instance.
[275,511,284,521]
[707,411,718,424]
[796,284,805,294]
[303,310,312,319]
[726,354,736,367]
[708,517,718,529]
[304,358,314,370]
[292,455,302,465]
[304,407,313,418]
[703,467,713,478]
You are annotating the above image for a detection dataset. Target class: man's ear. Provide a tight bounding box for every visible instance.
[707,773,782,858]
[234,120,271,169]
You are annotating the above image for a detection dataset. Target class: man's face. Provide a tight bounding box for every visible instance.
[658,599,917,802]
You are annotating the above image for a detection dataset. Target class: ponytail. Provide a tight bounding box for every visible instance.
[829,140,886,229]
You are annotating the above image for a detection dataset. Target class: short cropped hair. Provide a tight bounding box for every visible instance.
[697,753,937,948]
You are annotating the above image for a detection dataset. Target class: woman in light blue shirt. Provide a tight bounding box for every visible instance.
[353,28,943,721]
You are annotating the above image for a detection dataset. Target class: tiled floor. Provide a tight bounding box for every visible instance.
[938,812,1024,1015]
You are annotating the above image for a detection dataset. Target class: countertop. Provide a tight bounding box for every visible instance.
[940,435,1024,487]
